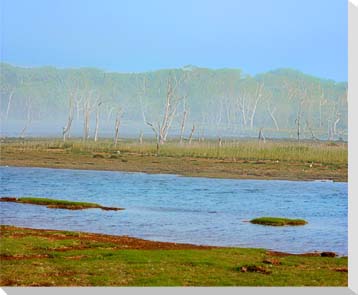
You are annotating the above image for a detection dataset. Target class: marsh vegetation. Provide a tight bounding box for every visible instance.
[0,197,123,211]
[250,217,307,226]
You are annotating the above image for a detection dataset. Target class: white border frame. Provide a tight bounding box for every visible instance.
[1,1,356,294]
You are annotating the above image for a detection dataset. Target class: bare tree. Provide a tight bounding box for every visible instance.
[306,120,319,141]
[75,95,83,120]
[19,96,32,138]
[327,119,334,141]
[188,124,195,144]
[179,97,188,144]
[237,92,247,128]
[5,90,15,121]
[94,101,102,142]
[62,95,75,142]
[236,80,264,130]
[333,113,340,136]
[267,104,279,131]
[105,105,115,122]
[145,74,186,144]
[295,98,306,142]
[264,90,279,131]
[81,90,101,141]
[82,97,91,141]
[249,82,264,129]
[137,76,149,123]
[139,131,143,144]
[317,84,327,129]
[114,107,123,147]
[258,127,266,143]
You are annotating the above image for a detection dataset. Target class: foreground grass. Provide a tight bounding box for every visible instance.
[250,217,308,226]
[0,197,123,211]
[0,225,348,286]
[0,138,348,182]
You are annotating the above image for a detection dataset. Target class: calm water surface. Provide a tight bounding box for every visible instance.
[0,166,347,255]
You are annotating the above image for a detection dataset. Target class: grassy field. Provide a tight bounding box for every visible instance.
[0,225,348,286]
[0,138,348,181]
[1,137,347,164]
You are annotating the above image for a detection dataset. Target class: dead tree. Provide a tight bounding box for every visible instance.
[19,96,32,138]
[249,82,264,129]
[114,107,122,147]
[82,98,91,141]
[333,108,341,136]
[5,90,15,121]
[258,128,266,143]
[327,119,334,141]
[318,85,327,129]
[137,76,149,124]
[179,97,188,144]
[188,124,195,144]
[236,80,264,130]
[265,90,279,131]
[94,101,102,142]
[75,96,83,120]
[237,92,247,128]
[105,106,115,122]
[306,120,319,141]
[139,131,143,144]
[145,74,185,144]
[62,95,75,142]
[295,100,304,142]
[267,105,279,131]
[82,90,100,141]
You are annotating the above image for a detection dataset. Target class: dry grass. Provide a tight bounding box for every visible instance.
[1,138,347,165]
[0,138,347,182]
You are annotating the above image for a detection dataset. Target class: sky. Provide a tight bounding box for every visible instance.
[1,0,347,81]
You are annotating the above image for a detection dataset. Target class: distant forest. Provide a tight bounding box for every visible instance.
[0,63,347,141]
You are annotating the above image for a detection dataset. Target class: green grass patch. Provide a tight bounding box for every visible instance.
[18,197,101,208]
[0,197,123,211]
[250,217,307,226]
[0,225,347,286]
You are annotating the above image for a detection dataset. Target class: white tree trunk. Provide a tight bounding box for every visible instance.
[5,90,15,121]
[179,109,188,144]
[94,102,102,142]
[62,99,74,142]
[249,83,264,129]
[19,97,32,138]
[188,124,195,144]
[267,106,279,131]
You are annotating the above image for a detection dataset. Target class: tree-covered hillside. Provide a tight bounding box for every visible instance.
[0,63,347,140]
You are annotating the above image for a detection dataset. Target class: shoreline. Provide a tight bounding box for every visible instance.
[1,150,348,182]
[0,164,347,183]
[0,224,343,257]
[1,138,347,182]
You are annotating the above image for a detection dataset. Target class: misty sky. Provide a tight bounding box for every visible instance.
[1,0,347,81]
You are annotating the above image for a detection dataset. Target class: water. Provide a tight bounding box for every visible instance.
[0,166,347,255]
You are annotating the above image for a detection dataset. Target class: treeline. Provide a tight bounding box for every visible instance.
[0,63,347,141]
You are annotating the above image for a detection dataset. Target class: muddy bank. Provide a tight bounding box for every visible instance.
[1,147,347,182]
[0,225,341,256]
